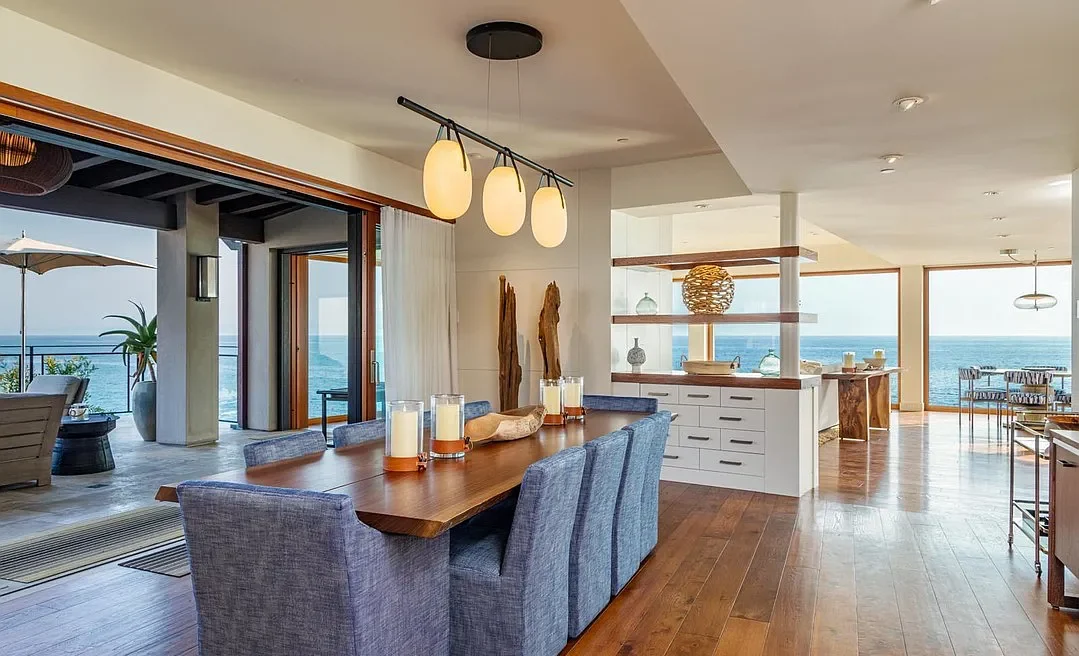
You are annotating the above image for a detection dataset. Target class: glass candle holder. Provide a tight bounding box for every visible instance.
[430,394,466,459]
[384,400,427,472]
[540,378,565,426]
[842,351,856,372]
[564,376,584,420]
[873,348,886,360]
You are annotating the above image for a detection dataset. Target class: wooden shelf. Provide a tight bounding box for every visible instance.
[612,246,818,271]
[612,312,816,325]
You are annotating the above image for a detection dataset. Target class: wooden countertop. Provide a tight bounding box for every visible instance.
[821,366,902,381]
[157,410,645,538]
[611,371,820,390]
[1048,428,1079,451]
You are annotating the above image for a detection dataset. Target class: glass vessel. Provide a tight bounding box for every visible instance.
[842,351,856,371]
[540,378,565,426]
[564,376,584,420]
[430,394,466,459]
[384,400,426,472]
[635,292,658,315]
[758,349,781,377]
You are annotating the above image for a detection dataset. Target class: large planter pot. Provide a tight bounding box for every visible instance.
[132,380,157,442]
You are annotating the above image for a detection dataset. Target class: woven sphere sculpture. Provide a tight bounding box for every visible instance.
[681,265,735,314]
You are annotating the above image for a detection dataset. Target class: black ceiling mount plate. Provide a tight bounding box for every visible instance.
[466,22,543,61]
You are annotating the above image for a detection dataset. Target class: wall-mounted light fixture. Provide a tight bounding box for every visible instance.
[194,254,220,302]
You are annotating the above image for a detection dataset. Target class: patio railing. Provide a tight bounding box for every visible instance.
[0,343,239,424]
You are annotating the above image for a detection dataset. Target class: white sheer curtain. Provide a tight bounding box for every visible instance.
[381,207,458,402]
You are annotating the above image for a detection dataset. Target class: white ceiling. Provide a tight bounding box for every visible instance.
[0,0,719,171]
[619,0,1079,265]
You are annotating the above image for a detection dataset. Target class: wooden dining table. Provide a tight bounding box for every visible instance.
[156,409,646,538]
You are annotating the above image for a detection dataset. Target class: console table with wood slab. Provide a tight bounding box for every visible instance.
[822,367,900,440]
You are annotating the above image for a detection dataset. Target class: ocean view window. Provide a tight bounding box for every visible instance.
[927,263,1071,407]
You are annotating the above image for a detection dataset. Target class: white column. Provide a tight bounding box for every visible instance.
[577,168,615,393]
[1072,170,1079,378]
[899,265,925,411]
[156,192,220,446]
[779,192,800,377]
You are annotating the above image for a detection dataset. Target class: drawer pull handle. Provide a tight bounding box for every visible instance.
[718,416,742,422]
[663,454,680,460]
[686,435,711,441]
[1061,460,1077,468]
[647,392,670,397]
[729,439,754,445]
[687,393,710,399]
[730,395,754,401]
[719,460,743,466]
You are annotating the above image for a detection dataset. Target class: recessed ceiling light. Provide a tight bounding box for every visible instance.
[879,168,896,174]
[693,203,708,209]
[991,216,1005,222]
[880,154,903,165]
[929,0,944,5]
[893,96,925,112]
[616,137,630,143]
[983,190,999,196]
[1049,178,1072,187]
[996,234,1011,238]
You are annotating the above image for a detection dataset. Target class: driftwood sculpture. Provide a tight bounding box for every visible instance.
[464,405,545,445]
[498,275,523,411]
[538,281,562,379]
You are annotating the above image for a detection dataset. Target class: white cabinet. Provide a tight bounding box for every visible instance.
[721,388,766,409]
[677,386,723,406]
[699,406,765,432]
[641,384,679,401]
[662,445,700,469]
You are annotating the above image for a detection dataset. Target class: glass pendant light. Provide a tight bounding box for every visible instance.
[483,151,526,236]
[1014,251,1057,311]
[530,173,567,248]
[422,124,472,220]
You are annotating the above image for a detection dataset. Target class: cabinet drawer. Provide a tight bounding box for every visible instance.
[678,386,724,406]
[699,406,765,431]
[1055,443,1079,574]
[678,426,723,450]
[611,382,640,397]
[700,450,764,477]
[722,429,765,454]
[722,388,766,409]
[662,445,699,469]
[659,404,699,427]
[641,384,679,401]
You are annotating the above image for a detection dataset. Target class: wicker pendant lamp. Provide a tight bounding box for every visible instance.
[0,131,73,196]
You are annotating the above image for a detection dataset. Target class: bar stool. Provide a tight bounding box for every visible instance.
[959,367,1005,439]
[1005,370,1057,423]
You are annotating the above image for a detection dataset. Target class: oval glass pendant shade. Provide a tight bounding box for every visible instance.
[1014,293,1057,311]
[531,184,567,247]
[483,164,525,236]
[422,137,472,220]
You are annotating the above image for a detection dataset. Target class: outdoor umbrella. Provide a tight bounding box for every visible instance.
[0,233,153,391]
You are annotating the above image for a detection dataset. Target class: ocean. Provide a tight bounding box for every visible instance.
[1,335,1068,418]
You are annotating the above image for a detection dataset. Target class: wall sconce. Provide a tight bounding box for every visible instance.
[194,254,219,302]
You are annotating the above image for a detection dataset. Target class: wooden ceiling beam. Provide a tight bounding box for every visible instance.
[196,184,253,205]
[69,154,110,172]
[111,173,212,200]
[220,195,291,215]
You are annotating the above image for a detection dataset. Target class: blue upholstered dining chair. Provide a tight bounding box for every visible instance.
[582,394,658,414]
[176,481,449,656]
[332,400,494,449]
[611,414,656,595]
[639,411,672,559]
[568,430,628,638]
[448,447,586,656]
[243,430,326,467]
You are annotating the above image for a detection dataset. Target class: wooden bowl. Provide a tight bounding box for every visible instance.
[464,405,545,445]
[863,357,886,370]
[1047,415,1079,431]
[682,360,740,375]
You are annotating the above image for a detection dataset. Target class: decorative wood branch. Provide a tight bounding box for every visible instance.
[538,281,561,379]
[498,275,522,412]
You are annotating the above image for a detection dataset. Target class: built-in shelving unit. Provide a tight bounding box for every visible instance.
[612,312,817,325]
[612,246,818,271]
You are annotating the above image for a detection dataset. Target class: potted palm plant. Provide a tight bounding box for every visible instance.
[101,302,157,441]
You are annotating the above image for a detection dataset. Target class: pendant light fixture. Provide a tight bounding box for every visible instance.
[0,130,72,196]
[1002,249,1058,311]
[531,172,567,248]
[422,123,472,220]
[0,131,36,167]
[483,151,526,236]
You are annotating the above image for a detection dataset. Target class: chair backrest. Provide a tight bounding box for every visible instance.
[177,481,448,656]
[243,430,326,467]
[502,447,586,653]
[958,367,982,382]
[568,430,628,637]
[463,400,492,420]
[333,418,384,449]
[1004,370,1055,386]
[610,415,655,595]
[26,375,88,406]
[639,411,671,558]
[0,393,65,487]
[582,394,658,414]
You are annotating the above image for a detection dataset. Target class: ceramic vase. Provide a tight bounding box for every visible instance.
[627,338,647,374]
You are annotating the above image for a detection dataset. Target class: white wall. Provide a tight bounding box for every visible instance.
[612,153,749,210]
[456,169,613,408]
[0,8,422,207]
[246,207,348,430]
[611,211,673,373]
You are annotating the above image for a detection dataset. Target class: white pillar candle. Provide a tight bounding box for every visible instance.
[873,349,885,359]
[389,410,418,457]
[543,385,562,415]
[842,352,855,368]
[564,381,583,407]
[435,403,461,441]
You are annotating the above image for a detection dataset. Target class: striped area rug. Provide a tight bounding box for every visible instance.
[0,504,184,584]
[118,542,190,577]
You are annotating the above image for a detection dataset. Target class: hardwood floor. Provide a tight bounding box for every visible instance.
[1,411,1078,655]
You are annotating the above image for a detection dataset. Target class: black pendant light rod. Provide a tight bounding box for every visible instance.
[398,96,575,187]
